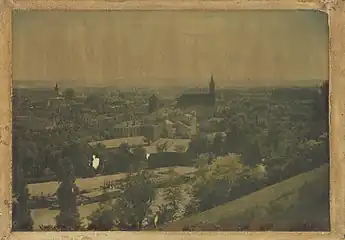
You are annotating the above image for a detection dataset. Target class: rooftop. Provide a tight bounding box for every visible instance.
[209,117,225,122]
[165,119,174,125]
[176,120,191,128]
[95,115,113,120]
[114,121,142,128]
[205,132,227,140]
[88,136,147,149]
[148,138,191,153]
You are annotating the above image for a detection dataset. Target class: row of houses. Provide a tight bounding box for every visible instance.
[111,113,198,141]
[113,121,162,142]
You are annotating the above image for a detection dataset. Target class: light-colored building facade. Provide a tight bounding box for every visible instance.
[176,121,192,138]
[114,122,142,138]
[113,121,163,141]
[163,120,174,138]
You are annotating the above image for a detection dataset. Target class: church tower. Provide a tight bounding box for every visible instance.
[209,75,215,95]
[209,75,216,106]
[54,83,60,96]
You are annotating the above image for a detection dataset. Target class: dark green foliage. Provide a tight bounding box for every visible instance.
[103,151,132,174]
[112,170,155,230]
[187,135,210,157]
[222,83,329,179]
[87,187,115,231]
[156,170,183,225]
[12,155,34,231]
[88,170,156,231]
[55,158,81,231]
[12,126,34,231]
[87,167,156,230]
[85,94,105,113]
[186,156,267,213]
[97,144,149,175]
[63,88,76,101]
[148,94,160,114]
[131,146,148,171]
[184,83,329,218]
[87,207,115,231]
[147,152,192,169]
[165,165,329,231]
[210,133,226,156]
[13,122,95,181]
[157,188,181,225]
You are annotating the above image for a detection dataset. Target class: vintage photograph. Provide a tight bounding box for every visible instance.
[12,10,330,232]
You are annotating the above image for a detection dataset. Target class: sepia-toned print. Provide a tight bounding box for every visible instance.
[11,10,330,232]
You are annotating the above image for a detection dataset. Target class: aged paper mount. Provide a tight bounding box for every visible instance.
[1,0,345,240]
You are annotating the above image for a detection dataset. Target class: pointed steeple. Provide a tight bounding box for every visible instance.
[209,74,215,95]
[54,83,59,96]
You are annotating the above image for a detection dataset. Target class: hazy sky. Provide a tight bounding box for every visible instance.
[13,10,329,87]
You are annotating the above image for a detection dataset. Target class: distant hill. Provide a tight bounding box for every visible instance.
[13,79,325,89]
[162,164,329,231]
[13,80,81,89]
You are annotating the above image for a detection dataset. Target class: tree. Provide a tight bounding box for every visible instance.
[193,154,210,173]
[88,170,156,231]
[224,117,248,155]
[87,187,115,230]
[131,146,148,171]
[64,88,75,101]
[156,169,183,225]
[85,94,104,113]
[148,94,160,114]
[310,80,329,139]
[12,149,33,231]
[190,155,247,212]
[119,143,130,154]
[112,170,156,230]
[87,205,115,231]
[240,139,262,166]
[55,157,81,231]
[280,139,328,179]
[187,135,209,157]
[211,133,225,156]
[70,142,94,178]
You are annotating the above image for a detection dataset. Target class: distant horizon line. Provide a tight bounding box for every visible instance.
[13,78,327,88]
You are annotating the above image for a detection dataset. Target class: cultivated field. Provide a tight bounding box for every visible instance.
[29,166,197,230]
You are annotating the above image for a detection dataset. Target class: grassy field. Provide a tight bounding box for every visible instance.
[29,166,196,230]
[31,185,193,230]
[28,166,197,196]
[162,164,330,231]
